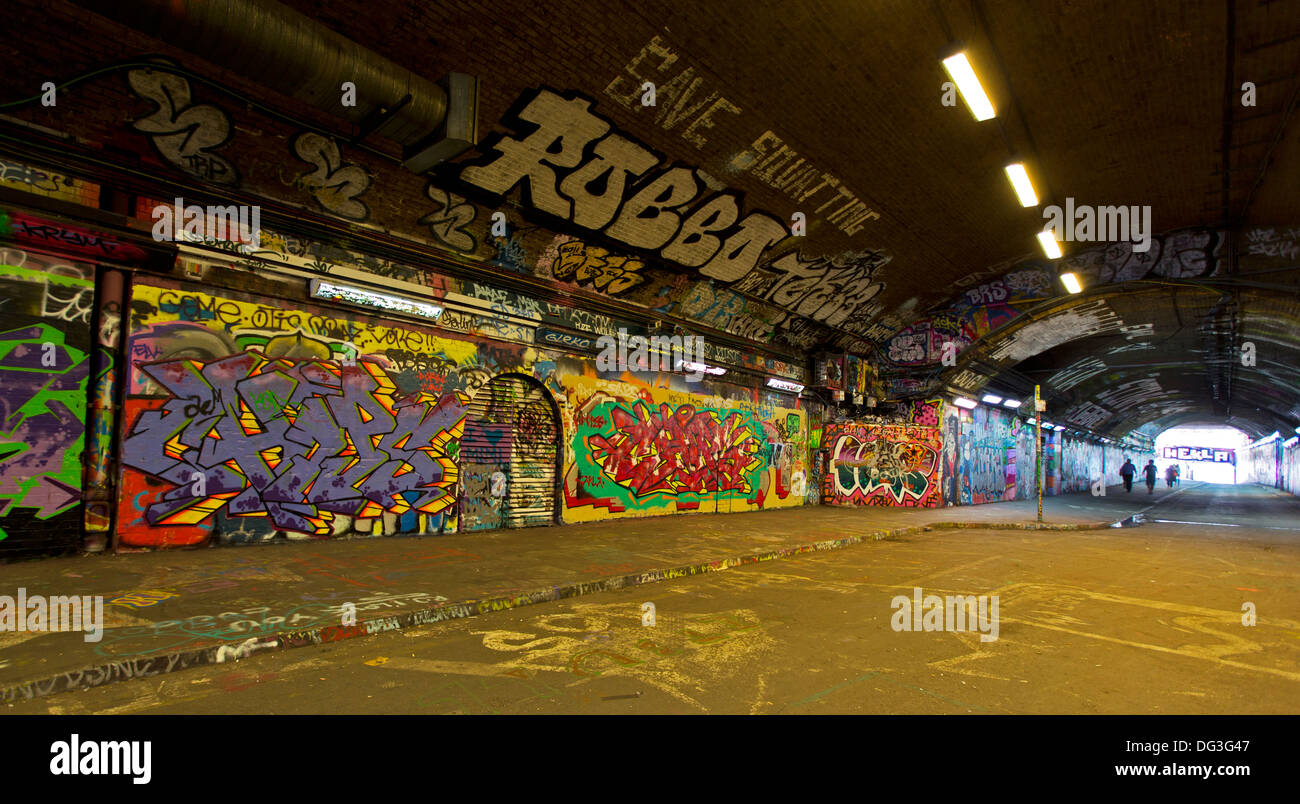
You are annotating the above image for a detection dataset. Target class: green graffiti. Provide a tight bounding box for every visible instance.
[0,324,89,541]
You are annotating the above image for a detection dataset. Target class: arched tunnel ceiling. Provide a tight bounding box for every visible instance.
[22,0,1295,439]
[264,1,1298,314]
[929,254,1300,440]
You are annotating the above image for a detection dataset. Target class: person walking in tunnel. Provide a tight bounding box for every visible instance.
[1144,460,1158,494]
[1120,457,1136,492]
[1165,464,1177,488]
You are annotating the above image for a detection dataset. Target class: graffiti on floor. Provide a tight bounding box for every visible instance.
[404,602,775,711]
[91,590,451,656]
[108,590,180,609]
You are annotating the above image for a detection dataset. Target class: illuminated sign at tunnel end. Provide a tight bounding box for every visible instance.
[1162,446,1236,464]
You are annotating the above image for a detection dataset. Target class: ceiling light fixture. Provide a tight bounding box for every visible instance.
[1060,271,1083,294]
[682,361,726,376]
[953,397,978,410]
[766,377,805,394]
[1004,163,1037,207]
[1037,230,1062,259]
[941,51,996,121]
[981,393,1004,404]
[1002,398,1022,408]
[310,278,443,320]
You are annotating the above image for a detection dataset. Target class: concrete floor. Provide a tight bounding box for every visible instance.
[6,483,1298,714]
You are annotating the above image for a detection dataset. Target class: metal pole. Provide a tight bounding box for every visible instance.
[1035,384,1042,523]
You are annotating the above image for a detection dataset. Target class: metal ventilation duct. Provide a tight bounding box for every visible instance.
[71,0,476,170]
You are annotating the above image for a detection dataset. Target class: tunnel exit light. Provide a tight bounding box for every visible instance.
[1037,230,1062,259]
[1004,163,1038,207]
[941,51,996,121]
[1060,271,1083,294]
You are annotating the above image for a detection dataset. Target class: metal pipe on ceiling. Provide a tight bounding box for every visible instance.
[69,0,476,171]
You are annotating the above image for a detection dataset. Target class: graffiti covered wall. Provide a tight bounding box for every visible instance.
[1015,423,1042,499]
[1245,438,1283,489]
[122,354,468,544]
[958,406,1021,505]
[564,376,806,520]
[0,250,94,558]
[941,407,960,506]
[1060,437,1104,494]
[822,422,942,508]
[1284,439,1300,496]
[121,279,500,546]
[120,278,809,547]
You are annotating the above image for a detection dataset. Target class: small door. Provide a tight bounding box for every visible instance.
[457,374,559,531]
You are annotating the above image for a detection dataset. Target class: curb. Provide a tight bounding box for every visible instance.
[0,517,1114,705]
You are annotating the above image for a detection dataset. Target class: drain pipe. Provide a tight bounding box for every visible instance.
[70,0,477,171]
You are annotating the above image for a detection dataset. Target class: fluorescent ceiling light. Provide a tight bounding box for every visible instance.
[1002,398,1022,408]
[1041,421,1054,429]
[981,393,1003,404]
[1004,163,1037,207]
[953,397,978,410]
[1037,230,1062,260]
[682,361,727,376]
[310,279,442,320]
[766,377,805,393]
[941,51,996,121]
[1060,271,1083,294]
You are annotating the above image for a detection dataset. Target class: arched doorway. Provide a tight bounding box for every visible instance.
[457,373,561,531]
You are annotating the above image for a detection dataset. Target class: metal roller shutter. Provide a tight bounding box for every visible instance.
[457,374,559,531]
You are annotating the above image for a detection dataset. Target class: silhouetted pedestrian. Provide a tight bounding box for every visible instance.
[1143,460,1157,494]
[1165,464,1176,488]
[1120,457,1136,492]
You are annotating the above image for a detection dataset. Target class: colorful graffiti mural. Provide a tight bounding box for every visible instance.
[0,252,94,557]
[822,423,942,508]
[942,409,960,506]
[123,281,490,546]
[121,354,465,545]
[121,279,810,545]
[958,406,1021,505]
[564,377,805,519]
